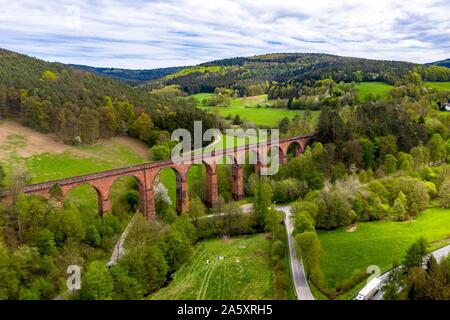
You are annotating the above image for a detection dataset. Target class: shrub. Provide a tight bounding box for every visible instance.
[272,178,305,203]
[80,261,113,300]
[271,240,285,259]
[85,225,101,247]
[393,177,429,217]
[293,211,315,234]
[424,181,437,198]
[315,190,355,230]
[150,144,171,161]
[295,231,323,287]
[34,229,57,256]
[439,179,450,208]
[125,190,139,212]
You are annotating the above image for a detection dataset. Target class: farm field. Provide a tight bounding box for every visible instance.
[192,93,320,127]
[150,233,274,300]
[354,82,394,100]
[192,82,405,126]
[424,81,450,91]
[317,208,450,291]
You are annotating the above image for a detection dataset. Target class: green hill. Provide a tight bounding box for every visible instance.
[0,48,217,145]
[68,64,184,85]
[146,53,450,94]
[429,58,450,68]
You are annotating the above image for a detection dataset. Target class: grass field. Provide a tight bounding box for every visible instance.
[192,83,400,126]
[424,81,450,91]
[150,233,274,300]
[0,121,152,213]
[355,82,394,100]
[318,208,450,290]
[192,93,320,127]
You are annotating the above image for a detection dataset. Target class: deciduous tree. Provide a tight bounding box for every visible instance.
[81,261,114,300]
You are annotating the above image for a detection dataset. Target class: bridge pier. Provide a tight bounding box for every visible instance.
[205,164,218,208]
[176,175,189,213]
[145,189,156,219]
[279,152,287,165]
[138,187,146,215]
[255,162,268,176]
[98,194,111,215]
[231,164,244,200]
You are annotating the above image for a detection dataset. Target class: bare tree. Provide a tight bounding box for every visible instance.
[6,163,31,244]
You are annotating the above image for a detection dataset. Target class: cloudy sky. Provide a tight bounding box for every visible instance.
[0,0,449,69]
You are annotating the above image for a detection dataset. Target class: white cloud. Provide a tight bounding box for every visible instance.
[0,0,449,68]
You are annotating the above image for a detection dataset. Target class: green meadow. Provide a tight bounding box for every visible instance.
[150,233,273,300]
[355,82,394,100]
[0,127,149,213]
[317,208,450,291]
[192,82,405,126]
[424,81,450,91]
[193,93,320,127]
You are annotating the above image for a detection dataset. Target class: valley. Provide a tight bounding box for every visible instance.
[0,47,449,302]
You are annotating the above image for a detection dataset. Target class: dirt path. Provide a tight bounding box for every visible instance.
[107,213,139,267]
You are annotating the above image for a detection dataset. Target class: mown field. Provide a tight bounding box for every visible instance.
[354,82,394,100]
[193,93,320,127]
[424,81,450,91]
[150,233,274,300]
[317,208,450,290]
[192,82,401,126]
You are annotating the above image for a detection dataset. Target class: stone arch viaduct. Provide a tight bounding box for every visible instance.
[6,134,315,219]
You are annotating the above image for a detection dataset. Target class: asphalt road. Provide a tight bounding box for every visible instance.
[203,203,315,300]
[277,205,315,300]
[360,244,450,300]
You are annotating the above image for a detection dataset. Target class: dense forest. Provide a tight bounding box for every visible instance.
[0,49,218,146]
[430,59,450,69]
[147,53,450,95]
[68,64,184,86]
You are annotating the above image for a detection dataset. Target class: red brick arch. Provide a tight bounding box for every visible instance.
[4,133,316,219]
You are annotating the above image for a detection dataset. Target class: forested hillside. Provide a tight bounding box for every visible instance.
[430,58,450,68]
[68,64,184,85]
[0,49,218,146]
[147,53,450,95]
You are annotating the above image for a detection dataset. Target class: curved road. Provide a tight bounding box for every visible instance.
[201,203,315,300]
[277,206,315,300]
[360,243,450,300]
